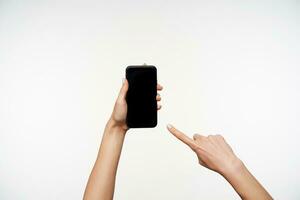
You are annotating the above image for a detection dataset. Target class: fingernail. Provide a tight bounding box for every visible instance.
[167,124,173,129]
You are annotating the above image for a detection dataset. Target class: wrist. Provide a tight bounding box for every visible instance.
[221,157,245,179]
[106,118,128,135]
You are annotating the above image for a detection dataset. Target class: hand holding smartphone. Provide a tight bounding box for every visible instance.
[126,65,157,128]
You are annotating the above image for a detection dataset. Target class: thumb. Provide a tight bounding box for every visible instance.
[117,78,129,101]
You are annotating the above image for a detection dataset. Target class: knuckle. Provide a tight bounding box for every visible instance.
[216,134,224,139]
[207,135,214,139]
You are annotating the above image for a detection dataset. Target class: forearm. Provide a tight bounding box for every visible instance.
[84,119,126,200]
[222,159,272,200]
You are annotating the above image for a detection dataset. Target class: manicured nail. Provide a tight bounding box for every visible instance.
[167,124,173,129]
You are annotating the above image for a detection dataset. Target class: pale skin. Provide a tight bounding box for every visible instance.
[166,125,273,200]
[83,79,272,200]
[83,79,163,200]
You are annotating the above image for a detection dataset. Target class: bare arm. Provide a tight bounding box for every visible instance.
[83,79,163,200]
[167,124,272,200]
[83,120,126,200]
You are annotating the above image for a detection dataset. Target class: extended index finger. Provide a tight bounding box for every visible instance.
[167,124,198,150]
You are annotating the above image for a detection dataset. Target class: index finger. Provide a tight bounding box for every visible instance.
[167,124,198,150]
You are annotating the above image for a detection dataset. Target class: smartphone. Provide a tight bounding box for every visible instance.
[126,65,157,128]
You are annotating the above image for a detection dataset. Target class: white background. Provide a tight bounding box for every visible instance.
[1,0,300,199]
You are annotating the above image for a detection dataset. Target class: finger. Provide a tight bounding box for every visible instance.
[193,134,206,141]
[167,124,198,150]
[156,94,161,101]
[157,84,163,91]
[117,78,129,101]
[198,156,206,166]
[157,104,162,110]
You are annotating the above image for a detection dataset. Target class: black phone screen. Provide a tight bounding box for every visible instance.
[126,66,157,128]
